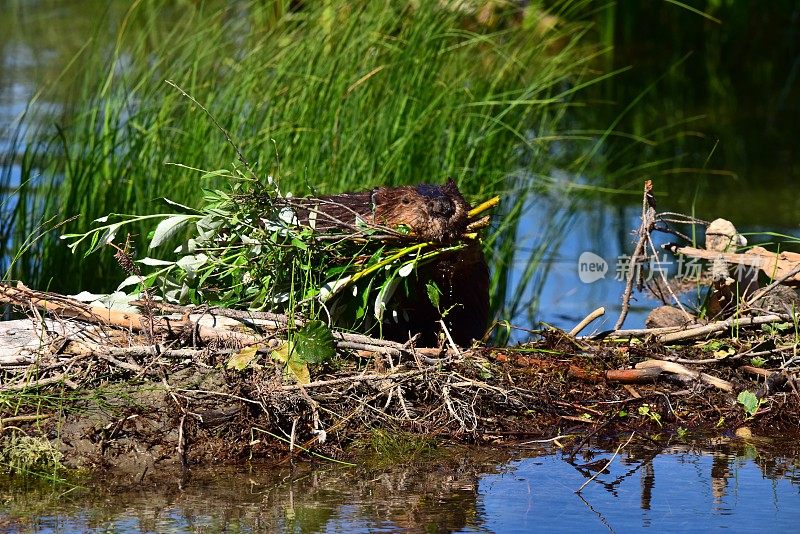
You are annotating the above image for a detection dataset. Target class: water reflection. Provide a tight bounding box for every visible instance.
[479,438,800,533]
[2,437,798,533]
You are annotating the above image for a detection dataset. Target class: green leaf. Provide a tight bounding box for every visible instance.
[294,320,335,364]
[318,275,352,302]
[374,276,400,321]
[701,340,725,352]
[426,280,441,310]
[199,169,233,181]
[83,222,122,256]
[149,215,195,249]
[291,238,308,251]
[713,346,735,359]
[116,275,142,291]
[138,257,175,266]
[398,262,414,277]
[355,279,373,320]
[737,390,761,417]
[175,253,209,271]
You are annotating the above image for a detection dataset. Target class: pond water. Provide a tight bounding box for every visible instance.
[2,1,800,531]
[3,438,799,532]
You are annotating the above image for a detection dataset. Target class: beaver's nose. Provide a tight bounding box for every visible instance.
[430,197,454,218]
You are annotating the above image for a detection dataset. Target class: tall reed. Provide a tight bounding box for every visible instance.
[4,0,601,325]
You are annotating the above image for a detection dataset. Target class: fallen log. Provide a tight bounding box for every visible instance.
[635,359,734,392]
[670,245,800,285]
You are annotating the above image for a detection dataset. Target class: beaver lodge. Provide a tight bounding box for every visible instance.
[1,179,799,476]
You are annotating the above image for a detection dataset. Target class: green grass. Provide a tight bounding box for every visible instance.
[2,0,611,325]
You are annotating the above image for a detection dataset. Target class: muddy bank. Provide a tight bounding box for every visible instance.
[2,305,798,475]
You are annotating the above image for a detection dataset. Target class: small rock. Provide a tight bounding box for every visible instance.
[705,218,746,253]
[645,306,698,329]
[752,285,800,314]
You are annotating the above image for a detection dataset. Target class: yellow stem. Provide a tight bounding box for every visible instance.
[468,195,500,219]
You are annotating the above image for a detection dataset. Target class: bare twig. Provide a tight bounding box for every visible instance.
[658,313,793,343]
[569,307,605,337]
[1,372,74,392]
[615,181,656,330]
[646,237,692,320]
[177,414,187,467]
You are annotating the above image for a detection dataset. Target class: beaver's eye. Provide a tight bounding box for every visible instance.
[401,197,411,205]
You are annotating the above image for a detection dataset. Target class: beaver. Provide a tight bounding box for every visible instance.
[290,179,470,241]
[284,179,489,346]
[380,235,489,347]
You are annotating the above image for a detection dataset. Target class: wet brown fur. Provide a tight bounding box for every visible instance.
[287,180,488,346]
[371,180,469,241]
[290,179,470,242]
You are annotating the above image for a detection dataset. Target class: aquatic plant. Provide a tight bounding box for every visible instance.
[0,435,64,476]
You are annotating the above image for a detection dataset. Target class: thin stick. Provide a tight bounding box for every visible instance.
[575,432,636,493]
[289,417,297,453]
[177,414,187,467]
[468,196,500,219]
[646,237,692,320]
[440,319,462,356]
[569,307,605,337]
[658,313,792,343]
[165,80,258,180]
[1,373,73,392]
[0,414,51,428]
[614,181,655,330]
[590,325,686,339]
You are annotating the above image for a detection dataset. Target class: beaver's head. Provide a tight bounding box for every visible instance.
[372,179,469,241]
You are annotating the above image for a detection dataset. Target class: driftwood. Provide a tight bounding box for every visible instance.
[0,284,264,346]
[596,313,796,344]
[670,245,800,285]
[0,283,462,370]
[634,359,734,392]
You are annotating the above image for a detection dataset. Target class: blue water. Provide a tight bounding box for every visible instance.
[4,441,799,532]
[476,450,800,533]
